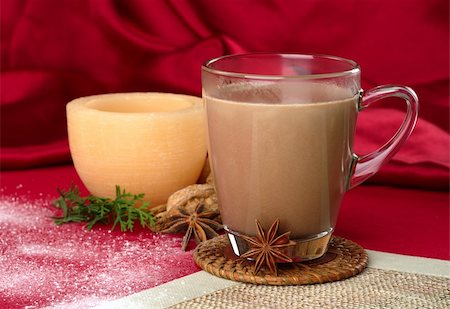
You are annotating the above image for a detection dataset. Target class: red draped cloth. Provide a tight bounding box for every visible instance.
[1,0,449,250]
[2,0,449,250]
[2,0,448,190]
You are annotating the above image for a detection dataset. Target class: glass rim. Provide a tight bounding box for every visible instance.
[202,53,360,80]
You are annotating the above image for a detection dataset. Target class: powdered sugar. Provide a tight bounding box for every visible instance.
[0,196,199,308]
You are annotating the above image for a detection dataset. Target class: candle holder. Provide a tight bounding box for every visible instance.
[66,92,207,206]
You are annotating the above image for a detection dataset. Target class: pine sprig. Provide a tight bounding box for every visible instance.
[52,185,155,232]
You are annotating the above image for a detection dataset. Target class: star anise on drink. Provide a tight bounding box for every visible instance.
[160,202,222,251]
[240,219,295,276]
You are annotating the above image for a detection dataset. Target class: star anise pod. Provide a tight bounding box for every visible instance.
[160,202,222,251]
[240,219,295,276]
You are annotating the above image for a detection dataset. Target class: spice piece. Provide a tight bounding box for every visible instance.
[150,178,222,250]
[160,203,222,250]
[240,219,295,276]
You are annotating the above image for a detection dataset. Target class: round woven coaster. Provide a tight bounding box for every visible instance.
[193,235,368,285]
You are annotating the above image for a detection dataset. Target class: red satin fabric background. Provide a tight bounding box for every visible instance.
[1,0,449,190]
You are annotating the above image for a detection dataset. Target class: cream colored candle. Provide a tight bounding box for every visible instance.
[67,92,207,207]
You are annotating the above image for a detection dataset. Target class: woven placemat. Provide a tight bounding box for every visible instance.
[170,268,450,309]
[193,234,368,285]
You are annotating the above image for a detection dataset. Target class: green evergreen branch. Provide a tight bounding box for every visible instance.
[52,184,155,232]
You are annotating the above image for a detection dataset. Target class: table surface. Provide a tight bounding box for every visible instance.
[1,165,449,308]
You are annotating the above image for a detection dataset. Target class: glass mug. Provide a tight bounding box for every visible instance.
[202,53,418,261]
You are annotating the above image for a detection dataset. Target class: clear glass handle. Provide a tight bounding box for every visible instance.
[349,85,419,189]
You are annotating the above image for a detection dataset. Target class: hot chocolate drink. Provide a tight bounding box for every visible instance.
[205,83,358,239]
[203,53,418,262]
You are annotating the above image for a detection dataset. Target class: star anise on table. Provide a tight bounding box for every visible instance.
[160,202,222,251]
[240,219,295,276]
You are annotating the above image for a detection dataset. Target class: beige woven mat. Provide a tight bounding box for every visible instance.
[170,268,450,308]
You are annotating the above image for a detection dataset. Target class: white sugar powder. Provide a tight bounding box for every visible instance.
[0,196,198,308]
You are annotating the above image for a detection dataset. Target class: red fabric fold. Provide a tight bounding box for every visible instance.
[354,107,449,189]
[1,0,449,190]
[1,139,70,170]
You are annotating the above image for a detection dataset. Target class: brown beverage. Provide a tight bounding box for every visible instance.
[205,83,359,239]
[203,53,418,262]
